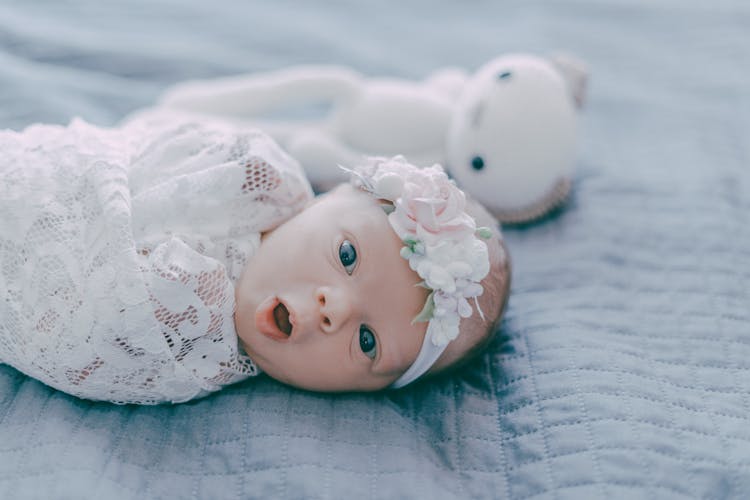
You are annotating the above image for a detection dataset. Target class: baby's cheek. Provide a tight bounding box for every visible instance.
[231,296,254,348]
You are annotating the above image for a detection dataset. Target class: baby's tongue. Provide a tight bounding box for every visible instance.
[273,303,292,335]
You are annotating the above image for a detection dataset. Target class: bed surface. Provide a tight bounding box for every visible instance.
[1,1,749,498]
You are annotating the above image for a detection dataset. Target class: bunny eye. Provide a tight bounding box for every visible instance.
[471,156,485,171]
[498,70,512,80]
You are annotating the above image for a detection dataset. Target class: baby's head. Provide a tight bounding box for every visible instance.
[234,157,510,392]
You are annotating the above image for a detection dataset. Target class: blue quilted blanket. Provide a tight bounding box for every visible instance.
[1,1,749,498]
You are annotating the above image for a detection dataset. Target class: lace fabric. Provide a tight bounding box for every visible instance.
[0,114,313,404]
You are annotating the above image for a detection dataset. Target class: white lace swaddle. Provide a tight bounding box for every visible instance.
[0,114,313,404]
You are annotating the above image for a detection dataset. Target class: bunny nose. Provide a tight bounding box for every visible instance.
[316,286,352,333]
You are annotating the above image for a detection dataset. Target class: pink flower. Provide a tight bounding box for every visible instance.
[386,164,476,245]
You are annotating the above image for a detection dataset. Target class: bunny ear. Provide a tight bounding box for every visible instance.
[549,52,589,109]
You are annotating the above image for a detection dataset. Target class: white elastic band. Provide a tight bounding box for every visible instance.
[390,335,448,389]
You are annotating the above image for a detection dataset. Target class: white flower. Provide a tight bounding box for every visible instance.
[427,313,461,346]
[374,172,404,200]
[457,297,473,318]
[418,236,489,284]
[467,238,490,282]
[446,261,473,278]
[417,260,456,293]
[433,291,457,317]
[460,282,484,299]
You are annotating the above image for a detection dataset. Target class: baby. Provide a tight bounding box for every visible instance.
[0,113,510,404]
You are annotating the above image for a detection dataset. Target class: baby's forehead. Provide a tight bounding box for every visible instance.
[322,185,389,227]
[326,183,372,205]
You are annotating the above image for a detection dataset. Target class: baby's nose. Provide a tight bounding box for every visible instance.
[315,286,352,333]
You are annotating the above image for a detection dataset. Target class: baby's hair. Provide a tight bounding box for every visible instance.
[426,196,511,377]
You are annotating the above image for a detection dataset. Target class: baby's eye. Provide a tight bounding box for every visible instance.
[359,325,377,359]
[339,240,357,275]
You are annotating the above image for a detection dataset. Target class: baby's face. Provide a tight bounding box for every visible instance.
[234,184,428,391]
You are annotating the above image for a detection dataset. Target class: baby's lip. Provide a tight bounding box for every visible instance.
[255,296,295,342]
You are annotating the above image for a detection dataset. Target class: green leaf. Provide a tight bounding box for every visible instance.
[476,227,493,240]
[411,291,435,324]
[403,237,418,249]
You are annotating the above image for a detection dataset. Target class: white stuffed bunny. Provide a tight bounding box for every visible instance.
[157,53,587,222]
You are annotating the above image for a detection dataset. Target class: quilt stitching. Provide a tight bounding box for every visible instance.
[489,352,513,499]
[451,381,466,497]
[613,356,659,498]
[522,333,558,498]
[568,354,608,498]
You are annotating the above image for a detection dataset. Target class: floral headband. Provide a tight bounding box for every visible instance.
[342,156,492,388]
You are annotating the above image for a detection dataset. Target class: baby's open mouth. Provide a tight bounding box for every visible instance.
[273,302,292,336]
[255,296,294,341]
